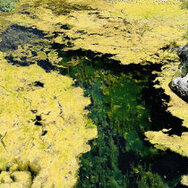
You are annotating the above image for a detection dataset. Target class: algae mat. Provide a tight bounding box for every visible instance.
[0,0,188,187]
[0,0,187,65]
[145,60,188,186]
[0,53,96,187]
[145,61,188,157]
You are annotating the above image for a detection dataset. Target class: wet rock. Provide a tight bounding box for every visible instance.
[0,24,56,72]
[171,74,188,102]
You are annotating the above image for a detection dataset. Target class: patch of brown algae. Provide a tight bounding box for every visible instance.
[0,52,97,187]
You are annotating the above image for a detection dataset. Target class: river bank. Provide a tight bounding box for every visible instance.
[0,0,187,187]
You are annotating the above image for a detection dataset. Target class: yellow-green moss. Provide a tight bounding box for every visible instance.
[0,0,188,186]
[0,52,97,187]
[1,0,187,65]
[145,58,188,157]
[181,175,188,186]
[145,131,188,157]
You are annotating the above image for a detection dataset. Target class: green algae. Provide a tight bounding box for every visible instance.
[60,57,153,155]
[57,56,169,188]
[0,0,18,12]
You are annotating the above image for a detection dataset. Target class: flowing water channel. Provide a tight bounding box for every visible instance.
[0,22,187,188]
[57,52,188,188]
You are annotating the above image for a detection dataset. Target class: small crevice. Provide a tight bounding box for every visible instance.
[34,115,42,127]
[27,165,39,183]
[34,121,42,126]
[41,130,48,136]
[60,24,71,30]
[28,81,44,88]
[33,81,44,88]
[10,175,15,182]
[36,115,42,121]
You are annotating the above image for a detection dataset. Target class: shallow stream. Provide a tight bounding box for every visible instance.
[57,52,188,188]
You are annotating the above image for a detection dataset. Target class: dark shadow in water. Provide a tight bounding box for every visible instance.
[152,150,188,179]
[55,49,188,188]
[58,48,188,136]
[143,79,188,136]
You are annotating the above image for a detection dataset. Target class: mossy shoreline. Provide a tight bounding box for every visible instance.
[55,52,188,188]
[0,0,187,187]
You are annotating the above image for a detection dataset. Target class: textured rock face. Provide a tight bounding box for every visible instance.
[170,44,188,102]
[178,44,188,68]
[171,74,188,102]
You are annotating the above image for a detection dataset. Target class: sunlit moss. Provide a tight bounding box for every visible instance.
[145,57,188,157]
[0,0,187,65]
[0,0,187,187]
[145,131,188,157]
[0,53,97,187]
[181,175,188,187]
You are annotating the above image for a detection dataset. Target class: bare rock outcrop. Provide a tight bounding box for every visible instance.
[170,44,188,102]
[178,44,188,69]
[171,74,188,102]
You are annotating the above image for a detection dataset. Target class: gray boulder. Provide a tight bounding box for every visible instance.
[178,44,188,66]
[169,44,188,102]
[178,44,188,74]
[171,74,188,102]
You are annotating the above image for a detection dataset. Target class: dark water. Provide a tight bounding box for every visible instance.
[57,54,188,188]
[1,22,187,188]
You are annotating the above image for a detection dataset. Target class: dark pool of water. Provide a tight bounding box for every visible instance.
[1,22,187,188]
[57,53,188,188]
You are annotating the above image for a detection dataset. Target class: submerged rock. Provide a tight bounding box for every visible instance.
[171,74,188,102]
